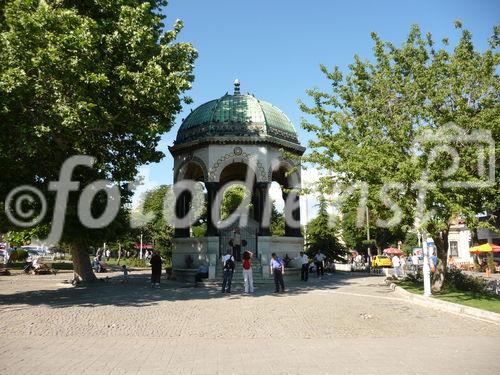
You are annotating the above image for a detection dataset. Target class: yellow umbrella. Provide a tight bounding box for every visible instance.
[469,243,500,254]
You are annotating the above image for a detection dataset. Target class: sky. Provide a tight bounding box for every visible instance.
[134,0,499,219]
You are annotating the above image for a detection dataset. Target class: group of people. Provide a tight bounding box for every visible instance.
[116,250,163,286]
[221,249,287,294]
[391,253,436,278]
[219,249,329,294]
[296,251,328,281]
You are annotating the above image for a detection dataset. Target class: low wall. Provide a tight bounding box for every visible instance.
[258,236,304,278]
[172,236,219,279]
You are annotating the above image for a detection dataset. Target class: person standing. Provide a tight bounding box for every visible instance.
[400,254,407,278]
[232,227,242,261]
[221,250,235,293]
[314,251,326,278]
[121,265,130,284]
[270,253,285,293]
[430,252,438,273]
[392,254,401,278]
[242,250,254,293]
[297,251,309,281]
[150,251,163,288]
[411,253,420,274]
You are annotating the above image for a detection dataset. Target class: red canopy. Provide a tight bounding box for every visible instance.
[134,243,154,250]
[383,247,403,255]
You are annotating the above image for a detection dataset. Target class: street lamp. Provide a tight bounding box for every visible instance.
[139,232,143,260]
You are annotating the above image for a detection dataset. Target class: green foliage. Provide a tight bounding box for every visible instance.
[444,269,488,294]
[192,223,206,238]
[5,226,50,246]
[402,232,419,255]
[139,185,174,259]
[220,185,253,220]
[10,249,28,262]
[0,0,196,279]
[486,253,496,272]
[300,23,499,262]
[270,201,285,236]
[305,196,346,261]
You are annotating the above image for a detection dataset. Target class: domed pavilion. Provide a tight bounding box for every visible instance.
[169,80,305,281]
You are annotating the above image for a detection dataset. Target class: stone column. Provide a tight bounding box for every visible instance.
[205,182,219,236]
[283,187,302,237]
[174,186,190,238]
[256,182,271,236]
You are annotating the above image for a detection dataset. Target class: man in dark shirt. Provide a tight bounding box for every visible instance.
[150,251,163,288]
[221,250,235,293]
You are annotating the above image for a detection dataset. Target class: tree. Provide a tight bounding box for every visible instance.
[140,185,174,260]
[270,201,285,236]
[220,185,253,221]
[300,23,499,273]
[0,0,197,281]
[305,196,346,261]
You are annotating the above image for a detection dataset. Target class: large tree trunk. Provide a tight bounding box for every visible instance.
[432,225,450,292]
[71,244,97,282]
[437,226,450,269]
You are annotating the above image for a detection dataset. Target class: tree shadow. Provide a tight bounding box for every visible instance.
[0,272,388,309]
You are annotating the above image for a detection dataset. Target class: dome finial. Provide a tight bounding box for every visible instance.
[234,78,240,95]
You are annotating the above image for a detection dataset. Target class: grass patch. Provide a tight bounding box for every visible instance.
[397,280,500,314]
[52,261,74,270]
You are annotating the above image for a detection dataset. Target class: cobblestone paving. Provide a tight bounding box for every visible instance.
[0,271,499,374]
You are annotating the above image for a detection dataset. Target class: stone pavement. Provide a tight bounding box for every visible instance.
[0,271,499,374]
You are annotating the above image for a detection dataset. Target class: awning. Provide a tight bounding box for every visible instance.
[383,247,403,255]
[469,243,500,254]
[134,243,154,250]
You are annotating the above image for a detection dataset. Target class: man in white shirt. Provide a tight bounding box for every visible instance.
[392,255,401,277]
[411,254,419,274]
[314,251,326,278]
[296,251,309,281]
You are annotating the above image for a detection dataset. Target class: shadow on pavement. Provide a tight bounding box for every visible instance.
[0,272,388,309]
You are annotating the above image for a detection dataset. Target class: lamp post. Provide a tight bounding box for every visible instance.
[366,206,372,257]
[139,232,143,260]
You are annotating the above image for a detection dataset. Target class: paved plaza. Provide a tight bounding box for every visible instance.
[0,271,499,374]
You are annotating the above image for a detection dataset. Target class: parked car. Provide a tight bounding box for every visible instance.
[371,255,393,268]
[20,246,47,256]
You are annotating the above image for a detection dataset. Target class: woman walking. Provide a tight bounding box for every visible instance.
[242,250,254,293]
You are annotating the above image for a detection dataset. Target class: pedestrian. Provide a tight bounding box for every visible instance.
[150,251,162,288]
[411,253,419,274]
[221,250,235,293]
[121,264,130,284]
[430,252,438,273]
[92,256,101,273]
[400,254,407,278]
[242,250,254,293]
[297,251,309,281]
[232,227,242,261]
[314,251,326,278]
[270,253,285,293]
[392,254,401,278]
[195,263,209,286]
[105,248,111,260]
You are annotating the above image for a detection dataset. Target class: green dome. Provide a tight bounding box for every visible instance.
[176,88,299,145]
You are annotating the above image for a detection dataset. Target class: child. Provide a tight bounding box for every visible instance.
[121,264,130,284]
